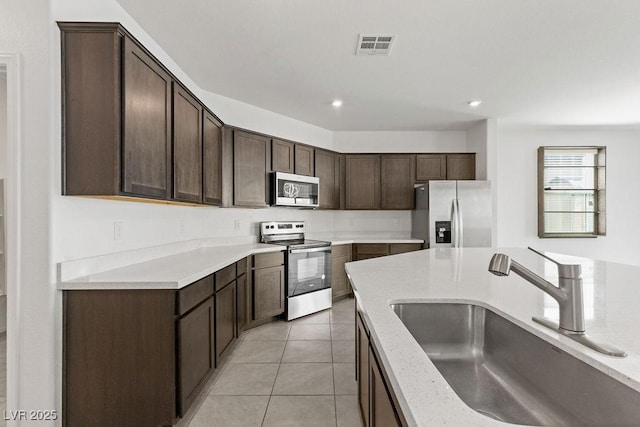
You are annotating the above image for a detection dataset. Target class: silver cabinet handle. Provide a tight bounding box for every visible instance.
[289,247,332,254]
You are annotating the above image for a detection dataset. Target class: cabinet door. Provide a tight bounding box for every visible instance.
[331,255,350,299]
[203,111,223,205]
[272,139,294,173]
[369,347,401,427]
[172,84,203,203]
[315,149,339,209]
[178,297,215,417]
[295,144,315,176]
[233,131,270,207]
[416,154,446,182]
[253,265,285,320]
[446,154,476,180]
[215,282,237,362]
[237,273,247,333]
[381,155,415,210]
[122,36,172,199]
[357,314,370,427]
[345,155,381,210]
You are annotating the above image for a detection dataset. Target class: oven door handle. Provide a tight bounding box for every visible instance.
[289,247,332,254]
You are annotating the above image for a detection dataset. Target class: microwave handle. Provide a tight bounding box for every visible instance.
[289,247,332,254]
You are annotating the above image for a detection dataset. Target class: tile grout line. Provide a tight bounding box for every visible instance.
[260,323,291,427]
[330,315,339,427]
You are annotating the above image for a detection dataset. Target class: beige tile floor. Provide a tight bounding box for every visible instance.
[189,298,362,427]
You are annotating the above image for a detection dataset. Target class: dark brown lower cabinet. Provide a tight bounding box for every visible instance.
[354,243,422,261]
[177,297,215,416]
[215,281,237,362]
[332,244,352,300]
[63,266,243,426]
[237,272,247,332]
[370,347,401,427]
[357,314,370,427]
[253,265,285,320]
[357,311,405,427]
[64,290,177,427]
[389,243,422,254]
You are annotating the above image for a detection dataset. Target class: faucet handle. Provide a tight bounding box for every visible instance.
[527,247,582,279]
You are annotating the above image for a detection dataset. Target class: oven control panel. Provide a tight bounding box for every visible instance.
[261,221,305,237]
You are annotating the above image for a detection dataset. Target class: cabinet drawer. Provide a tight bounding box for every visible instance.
[332,244,351,258]
[215,263,237,292]
[177,275,214,315]
[237,257,248,276]
[356,254,385,261]
[355,244,389,256]
[389,243,422,255]
[253,251,284,269]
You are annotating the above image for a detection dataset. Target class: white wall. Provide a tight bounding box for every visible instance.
[497,129,640,266]
[466,121,488,180]
[0,72,6,331]
[333,131,467,153]
[1,0,56,416]
[0,71,6,178]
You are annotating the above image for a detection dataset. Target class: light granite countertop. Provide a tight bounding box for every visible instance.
[345,247,640,426]
[59,243,283,290]
[58,235,424,290]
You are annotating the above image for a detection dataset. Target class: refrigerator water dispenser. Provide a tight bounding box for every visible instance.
[435,221,451,244]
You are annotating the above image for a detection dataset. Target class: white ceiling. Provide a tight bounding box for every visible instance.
[116,0,640,131]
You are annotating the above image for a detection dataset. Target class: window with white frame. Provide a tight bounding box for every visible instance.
[538,147,606,237]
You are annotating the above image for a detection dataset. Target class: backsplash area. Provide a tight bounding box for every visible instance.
[53,197,411,263]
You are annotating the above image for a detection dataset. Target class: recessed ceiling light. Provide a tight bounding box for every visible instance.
[332,99,343,108]
[468,100,482,108]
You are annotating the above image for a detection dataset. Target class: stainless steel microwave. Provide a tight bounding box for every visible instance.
[272,172,319,208]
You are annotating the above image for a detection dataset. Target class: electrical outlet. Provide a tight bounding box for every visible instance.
[113,222,123,241]
[234,219,240,230]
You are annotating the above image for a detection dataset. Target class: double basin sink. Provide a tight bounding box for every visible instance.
[391,303,640,426]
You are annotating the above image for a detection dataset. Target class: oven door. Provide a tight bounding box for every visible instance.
[287,247,332,297]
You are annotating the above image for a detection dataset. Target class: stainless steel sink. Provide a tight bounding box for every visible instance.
[391,303,640,426]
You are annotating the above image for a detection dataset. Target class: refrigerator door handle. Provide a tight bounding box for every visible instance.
[457,199,463,247]
[451,199,459,248]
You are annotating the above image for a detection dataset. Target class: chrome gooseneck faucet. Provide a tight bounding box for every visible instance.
[488,247,626,357]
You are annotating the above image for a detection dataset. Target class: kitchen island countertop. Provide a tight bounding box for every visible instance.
[345,247,640,426]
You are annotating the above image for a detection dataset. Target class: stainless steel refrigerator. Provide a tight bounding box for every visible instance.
[412,181,492,248]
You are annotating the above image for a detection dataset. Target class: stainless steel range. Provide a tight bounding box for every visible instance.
[260,221,332,320]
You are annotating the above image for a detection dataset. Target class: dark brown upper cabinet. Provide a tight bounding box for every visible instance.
[416,153,476,181]
[271,139,294,173]
[60,22,172,200]
[233,130,271,207]
[416,154,447,181]
[121,35,173,199]
[59,22,214,204]
[203,111,223,205]
[446,154,476,180]
[380,154,415,210]
[315,149,340,209]
[345,155,381,210]
[172,83,203,203]
[295,144,315,176]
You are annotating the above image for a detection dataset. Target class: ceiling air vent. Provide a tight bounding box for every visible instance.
[356,34,396,56]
